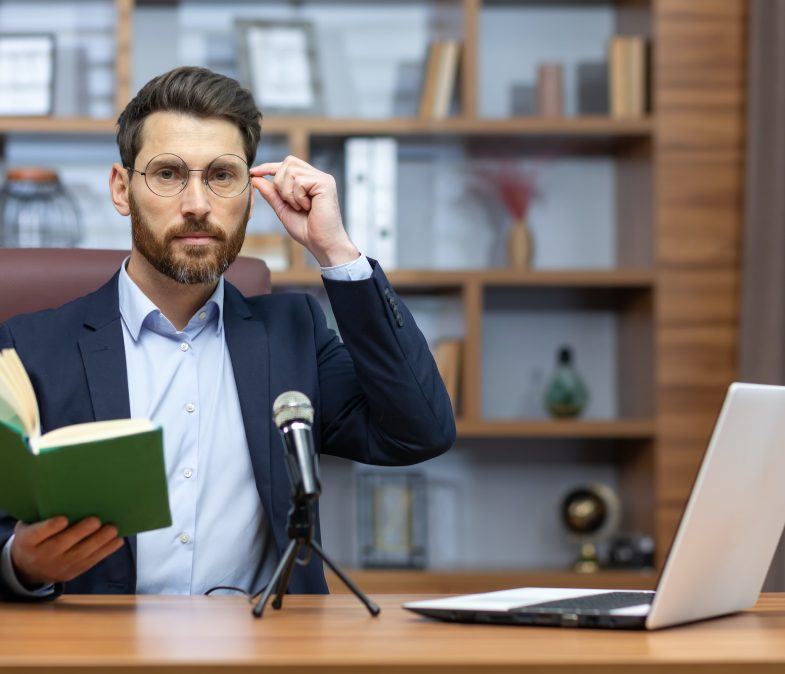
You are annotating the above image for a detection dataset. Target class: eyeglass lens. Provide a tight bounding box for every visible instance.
[144,153,250,198]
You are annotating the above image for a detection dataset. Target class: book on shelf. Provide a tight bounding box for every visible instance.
[577,61,609,116]
[608,35,647,118]
[418,39,461,119]
[433,338,462,414]
[0,348,171,537]
[536,62,564,117]
[345,136,398,269]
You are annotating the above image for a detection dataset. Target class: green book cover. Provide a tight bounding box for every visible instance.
[0,421,172,538]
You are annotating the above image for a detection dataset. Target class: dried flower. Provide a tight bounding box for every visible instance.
[475,163,540,220]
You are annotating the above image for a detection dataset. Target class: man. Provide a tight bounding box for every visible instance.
[0,67,454,600]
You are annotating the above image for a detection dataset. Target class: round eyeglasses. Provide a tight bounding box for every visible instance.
[126,153,251,198]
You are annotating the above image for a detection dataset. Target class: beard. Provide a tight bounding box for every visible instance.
[130,193,250,285]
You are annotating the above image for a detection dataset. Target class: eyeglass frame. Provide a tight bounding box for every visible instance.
[125,152,252,198]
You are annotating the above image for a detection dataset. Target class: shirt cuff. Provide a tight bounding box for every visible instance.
[1,536,56,598]
[320,253,373,281]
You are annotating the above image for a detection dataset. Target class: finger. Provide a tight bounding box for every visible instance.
[252,176,290,219]
[292,177,312,211]
[273,168,303,212]
[42,516,102,557]
[15,516,70,547]
[62,537,125,582]
[249,162,282,177]
[63,524,120,565]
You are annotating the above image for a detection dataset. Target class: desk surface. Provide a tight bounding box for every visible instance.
[1,594,785,673]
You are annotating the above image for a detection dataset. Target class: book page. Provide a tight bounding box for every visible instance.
[0,349,40,438]
[33,418,155,453]
[0,351,33,436]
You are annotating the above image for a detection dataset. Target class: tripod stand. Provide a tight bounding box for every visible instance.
[252,496,381,618]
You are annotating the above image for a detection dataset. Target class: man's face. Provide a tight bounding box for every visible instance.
[127,112,252,284]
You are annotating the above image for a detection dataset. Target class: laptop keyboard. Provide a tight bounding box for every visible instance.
[513,591,654,613]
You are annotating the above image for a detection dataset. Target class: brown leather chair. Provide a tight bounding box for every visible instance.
[0,248,271,324]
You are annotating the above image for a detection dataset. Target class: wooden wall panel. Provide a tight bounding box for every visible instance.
[654,0,747,566]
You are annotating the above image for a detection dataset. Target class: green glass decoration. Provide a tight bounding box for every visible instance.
[544,346,589,418]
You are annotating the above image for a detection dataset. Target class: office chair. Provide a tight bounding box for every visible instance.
[0,248,271,325]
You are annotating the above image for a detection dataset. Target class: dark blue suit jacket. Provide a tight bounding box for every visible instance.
[0,260,455,599]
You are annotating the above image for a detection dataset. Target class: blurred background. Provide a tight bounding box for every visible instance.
[1,0,781,593]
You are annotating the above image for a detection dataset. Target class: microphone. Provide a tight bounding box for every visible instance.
[273,391,321,500]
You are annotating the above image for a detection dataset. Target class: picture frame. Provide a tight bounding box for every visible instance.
[357,471,427,569]
[0,33,55,116]
[235,19,322,116]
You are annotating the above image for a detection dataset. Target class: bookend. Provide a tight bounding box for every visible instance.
[252,494,380,618]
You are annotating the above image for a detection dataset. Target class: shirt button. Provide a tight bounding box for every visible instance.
[179,532,190,544]
[185,403,196,413]
[183,468,193,479]
[180,342,189,352]
[199,311,206,320]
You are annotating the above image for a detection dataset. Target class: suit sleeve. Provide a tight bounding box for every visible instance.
[314,259,455,465]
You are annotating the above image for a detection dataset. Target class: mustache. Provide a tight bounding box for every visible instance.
[165,217,227,242]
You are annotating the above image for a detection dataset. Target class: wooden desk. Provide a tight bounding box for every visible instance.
[1,594,784,673]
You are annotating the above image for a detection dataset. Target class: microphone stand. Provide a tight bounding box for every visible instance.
[252,492,381,618]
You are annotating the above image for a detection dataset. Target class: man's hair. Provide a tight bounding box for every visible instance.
[116,66,262,168]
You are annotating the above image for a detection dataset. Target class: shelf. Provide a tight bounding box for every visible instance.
[271,268,655,290]
[0,117,117,134]
[263,116,654,138]
[455,419,655,439]
[325,568,657,595]
[0,115,653,142]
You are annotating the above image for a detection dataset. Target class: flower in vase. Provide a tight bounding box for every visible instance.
[474,162,541,268]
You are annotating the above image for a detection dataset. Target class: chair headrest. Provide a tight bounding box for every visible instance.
[0,248,271,325]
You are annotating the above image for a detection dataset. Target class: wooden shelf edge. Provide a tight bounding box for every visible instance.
[0,116,653,137]
[455,418,656,439]
[270,268,655,289]
[0,117,117,134]
[263,116,654,137]
[326,568,658,595]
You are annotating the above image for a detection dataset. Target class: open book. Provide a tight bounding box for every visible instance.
[0,348,171,537]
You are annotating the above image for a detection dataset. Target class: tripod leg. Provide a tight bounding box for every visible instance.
[311,539,381,617]
[271,540,302,610]
[253,538,298,618]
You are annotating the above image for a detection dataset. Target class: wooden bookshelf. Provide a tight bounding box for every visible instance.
[455,418,655,439]
[0,117,117,134]
[0,0,747,593]
[261,116,654,137]
[271,268,655,289]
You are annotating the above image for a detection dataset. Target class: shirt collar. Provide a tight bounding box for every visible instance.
[118,257,225,341]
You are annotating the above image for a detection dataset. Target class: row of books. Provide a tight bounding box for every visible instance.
[414,34,647,120]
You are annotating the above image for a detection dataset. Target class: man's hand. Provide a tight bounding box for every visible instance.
[10,516,124,588]
[250,156,359,267]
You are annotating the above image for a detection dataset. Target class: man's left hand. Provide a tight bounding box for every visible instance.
[251,156,359,267]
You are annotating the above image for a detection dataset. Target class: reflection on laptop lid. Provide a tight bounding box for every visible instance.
[404,383,785,630]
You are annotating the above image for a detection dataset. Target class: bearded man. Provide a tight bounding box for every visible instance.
[0,66,454,601]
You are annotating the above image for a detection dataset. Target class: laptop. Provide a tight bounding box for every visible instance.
[404,383,785,630]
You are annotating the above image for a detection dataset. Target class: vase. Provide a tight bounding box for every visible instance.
[544,346,589,418]
[506,217,533,268]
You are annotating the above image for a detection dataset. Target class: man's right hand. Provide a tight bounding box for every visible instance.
[10,516,124,588]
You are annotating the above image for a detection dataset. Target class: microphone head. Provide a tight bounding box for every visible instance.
[273,391,314,428]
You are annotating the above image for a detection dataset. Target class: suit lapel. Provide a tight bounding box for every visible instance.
[223,283,276,534]
[77,279,131,423]
[76,272,138,570]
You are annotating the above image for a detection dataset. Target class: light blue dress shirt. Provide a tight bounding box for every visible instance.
[1,252,371,597]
